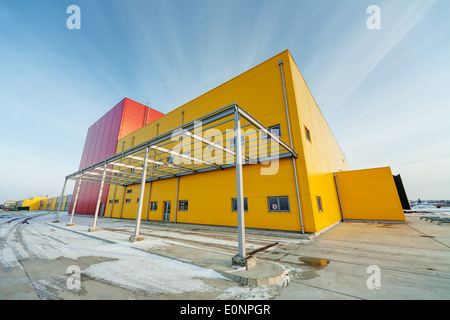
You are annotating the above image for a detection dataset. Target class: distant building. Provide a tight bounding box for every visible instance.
[16,197,48,210]
[9,195,73,212]
[4,200,18,210]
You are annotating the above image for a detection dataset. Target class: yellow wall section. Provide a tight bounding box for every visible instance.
[51,198,57,211]
[62,195,70,211]
[176,158,301,230]
[284,52,349,232]
[105,157,302,231]
[41,199,48,210]
[335,167,405,221]
[21,197,47,210]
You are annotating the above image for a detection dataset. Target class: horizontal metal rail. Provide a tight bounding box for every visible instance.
[65,103,297,187]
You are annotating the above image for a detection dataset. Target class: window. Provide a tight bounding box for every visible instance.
[269,124,281,137]
[232,198,248,212]
[125,199,131,203]
[268,196,290,212]
[136,198,140,203]
[178,200,188,211]
[127,189,132,194]
[114,199,119,204]
[150,201,157,211]
[109,200,113,204]
[305,126,311,142]
[264,124,281,140]
[316,196,323,212]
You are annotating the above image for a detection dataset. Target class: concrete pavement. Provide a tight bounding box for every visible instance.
[51,217,294,287]
[1,211,449,299]
[267,216,450,299]
[53,213,450,299]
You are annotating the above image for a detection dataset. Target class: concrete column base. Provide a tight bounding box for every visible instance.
[88,227,99,232]
[66,223,75,226]
[52,220,60,223]
[129,235,145,242]
[232,254,257,270]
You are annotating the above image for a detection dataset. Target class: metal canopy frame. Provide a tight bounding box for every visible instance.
[54,103,298,259]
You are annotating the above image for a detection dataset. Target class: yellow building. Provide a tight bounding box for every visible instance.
[16,197,47,211]
[63,50,406,239]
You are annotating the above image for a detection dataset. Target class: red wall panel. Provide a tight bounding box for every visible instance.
[69,98,164,216]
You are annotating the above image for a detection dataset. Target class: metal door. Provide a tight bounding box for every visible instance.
[163,201,171,222]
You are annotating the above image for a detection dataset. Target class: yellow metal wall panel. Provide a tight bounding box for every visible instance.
[334,167,405,221]
[121,185,139,220]
[18,196,48,210]
[173,157,302,231]
[50,197,57,211]
[285,53,349,232]
[21,199,31,209]
[22,197,44,211]
[29,201,39,211]
[106,185,118,218]
[146,178,177,222]
[30,197,47,210]
[106,185,125,219]
[61,196,67,211]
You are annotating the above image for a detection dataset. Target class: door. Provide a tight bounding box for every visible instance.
[163,201,171,222]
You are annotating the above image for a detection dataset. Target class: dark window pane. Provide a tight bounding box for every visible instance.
[279,197,290,211]
[268,197,278,211]
[316,196,323,212]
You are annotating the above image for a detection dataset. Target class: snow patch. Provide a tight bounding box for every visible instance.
[1,213,228,297]
[83,257,220,296]
[216,285,278,300]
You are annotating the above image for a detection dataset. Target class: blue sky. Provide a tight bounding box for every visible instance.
[0,0,449,202]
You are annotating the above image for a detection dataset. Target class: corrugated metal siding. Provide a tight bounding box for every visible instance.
[69,98,164,215]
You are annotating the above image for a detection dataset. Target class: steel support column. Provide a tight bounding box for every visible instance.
[89,163,106,232]
[234,108,246,259]
[174,176,180,224]
[130,145,149,242]
[67,177,83,226]
[53,178,68,223]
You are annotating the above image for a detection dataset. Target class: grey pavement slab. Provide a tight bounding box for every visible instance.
[1,212,449,300]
